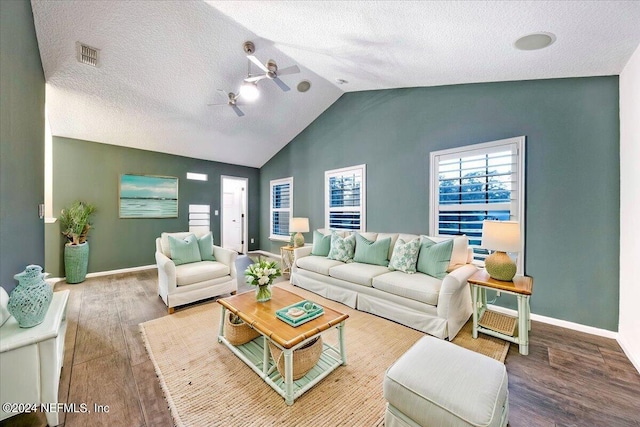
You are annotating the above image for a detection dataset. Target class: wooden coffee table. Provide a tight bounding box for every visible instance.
[217,287,348,405]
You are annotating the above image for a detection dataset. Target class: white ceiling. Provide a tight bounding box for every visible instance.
[31,1,640,168]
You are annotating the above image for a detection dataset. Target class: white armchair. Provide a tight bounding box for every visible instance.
[155,232,238,313]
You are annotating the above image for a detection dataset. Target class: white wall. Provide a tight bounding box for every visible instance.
[619,42,640,373]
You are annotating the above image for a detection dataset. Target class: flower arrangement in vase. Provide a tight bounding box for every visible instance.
[244,258,282,302]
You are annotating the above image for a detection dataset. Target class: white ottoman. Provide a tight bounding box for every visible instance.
[383,336,509,427]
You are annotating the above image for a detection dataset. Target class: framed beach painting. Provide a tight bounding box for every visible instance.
[119,174,178,218]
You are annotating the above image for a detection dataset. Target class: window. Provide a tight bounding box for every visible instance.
[325,164,366,231]
[189,204,210,235]
[270,177,293,240]
[186,172,208,181]
[429,137,525,272]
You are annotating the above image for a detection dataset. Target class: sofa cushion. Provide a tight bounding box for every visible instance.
[169,234,202,266]
[317,228,346,237]
[416,237,453,279]
[376,233,399,260]
[388,238,421,274]
[160,231,193,258]
[354,233,391,266]
[175,261,230,286]
[197,232,216,261]
[426,235,469,272]
[311,231,332,256]
[327,233,356,263]
[296,255,344,276]
[372,271,442,306]
[329,263,390,287]
[357,232,378,242]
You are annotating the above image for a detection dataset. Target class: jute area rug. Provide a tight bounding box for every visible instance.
[140,283,508,427]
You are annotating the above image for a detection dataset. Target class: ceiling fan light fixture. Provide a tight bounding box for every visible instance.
[514,32,556,51]
[239,82,259,101]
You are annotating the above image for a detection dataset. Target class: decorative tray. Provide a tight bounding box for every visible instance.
[276,300,324,327]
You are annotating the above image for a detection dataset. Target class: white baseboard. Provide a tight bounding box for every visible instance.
[487,304,619,339]
[617,335,640,374]
[47,264,156,285]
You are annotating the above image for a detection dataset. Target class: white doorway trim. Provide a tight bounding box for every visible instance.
[221,175,248,254]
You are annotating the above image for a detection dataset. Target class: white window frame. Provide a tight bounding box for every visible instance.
[325,164,366,232]
[429,136,525,274]
[270,177,293,241]
[186,172,208,181]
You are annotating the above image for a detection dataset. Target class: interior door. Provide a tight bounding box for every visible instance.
[221,177,247,253]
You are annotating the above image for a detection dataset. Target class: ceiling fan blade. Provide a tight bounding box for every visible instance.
[247,55,269,73]
[272,77,290,92]
[231,105,245,117]
[276,65,300,76]
[244,75,266,83]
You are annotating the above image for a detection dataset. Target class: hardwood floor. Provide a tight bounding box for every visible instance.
[2,270,639,427]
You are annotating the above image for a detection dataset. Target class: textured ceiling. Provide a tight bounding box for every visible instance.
[31,1,640,168]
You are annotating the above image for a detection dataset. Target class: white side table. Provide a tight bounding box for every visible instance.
[280,245,295,277]
[468,270,533,355]
[0,290,70,426]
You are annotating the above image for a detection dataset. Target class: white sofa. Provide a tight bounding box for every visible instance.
[155,232,238,313]
[291,231,477,340]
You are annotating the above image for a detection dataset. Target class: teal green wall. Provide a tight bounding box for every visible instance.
[260,77,620,331]
[46,137,260,277]
[0,0,45,292]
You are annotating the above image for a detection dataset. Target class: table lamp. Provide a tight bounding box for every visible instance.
[290,217,309,248]
[481,220,520,281]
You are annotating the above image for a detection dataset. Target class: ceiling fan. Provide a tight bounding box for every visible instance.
[207,89,244,117]
[243,41,300,92]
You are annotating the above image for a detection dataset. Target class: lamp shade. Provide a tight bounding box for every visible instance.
[290,217,309,233]
[481,220,520,253]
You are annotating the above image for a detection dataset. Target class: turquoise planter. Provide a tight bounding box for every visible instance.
[64,242,89,284]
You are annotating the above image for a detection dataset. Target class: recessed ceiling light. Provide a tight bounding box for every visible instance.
[335,78,348,85]
[514,32,556,51]
[297,80,311,92]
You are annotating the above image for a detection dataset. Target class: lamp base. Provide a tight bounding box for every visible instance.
[294,232,305,248]
[485,251,517,281]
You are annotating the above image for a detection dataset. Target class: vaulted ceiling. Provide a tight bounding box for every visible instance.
[31,1,640,168]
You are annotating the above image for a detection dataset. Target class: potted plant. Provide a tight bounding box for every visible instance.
[59,200,96,284]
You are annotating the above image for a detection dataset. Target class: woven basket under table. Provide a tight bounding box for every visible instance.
[268,336,323,381]
[224,312,261,346]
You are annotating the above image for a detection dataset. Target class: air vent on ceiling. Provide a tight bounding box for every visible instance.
[76,42,99,67]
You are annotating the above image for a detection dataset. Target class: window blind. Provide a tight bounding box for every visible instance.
[430,137,525,268]
[270,178,292,239]
[325,165,366,231]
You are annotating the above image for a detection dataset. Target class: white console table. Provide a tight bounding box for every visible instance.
[0,290,70,426]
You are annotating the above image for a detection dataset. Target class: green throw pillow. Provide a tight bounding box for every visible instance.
[388,238,420,274]
[416,237,453,279]
[353,233,391,266]
[327,232,356,263]
[197,232,215,261]
[311,231,331,256]
[169,234,202,266]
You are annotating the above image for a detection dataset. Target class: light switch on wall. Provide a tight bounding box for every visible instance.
[214,210,219,216]
[251,238,254,243]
